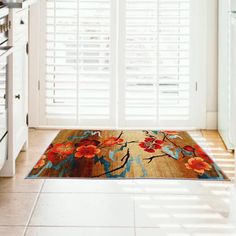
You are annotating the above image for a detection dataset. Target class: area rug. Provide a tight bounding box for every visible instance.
[27,130,229,180]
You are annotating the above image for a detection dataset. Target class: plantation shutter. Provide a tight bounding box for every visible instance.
[119,0,192,128]
[44,0,115,126]
[41,0,204,128]
[158,0,191,125]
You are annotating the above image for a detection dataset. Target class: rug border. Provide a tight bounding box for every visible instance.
[25,176,231,182]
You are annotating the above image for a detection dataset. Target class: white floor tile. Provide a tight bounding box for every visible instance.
[136,227,236,236]
[0,226,25,236]
[134,194,230,228]
[29,193,135,227]
[0,176,43,193]
[25,227,135,236]
[42,179,232,196]
[42,179,140,194]
[0,193,38,226]
[132,180,231,196]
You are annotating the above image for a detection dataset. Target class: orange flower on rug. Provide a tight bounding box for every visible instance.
[185,157,212,175]
[75,145,101,159]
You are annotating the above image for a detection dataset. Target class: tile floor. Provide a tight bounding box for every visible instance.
[0,129,235,236]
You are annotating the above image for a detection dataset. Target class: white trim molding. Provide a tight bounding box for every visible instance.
[28,0,42,127]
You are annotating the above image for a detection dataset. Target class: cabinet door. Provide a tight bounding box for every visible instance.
[12,43,28,159]
[218,0,234,149]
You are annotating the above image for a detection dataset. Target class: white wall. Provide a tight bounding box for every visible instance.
[206,0,219,129]
[29,1,41,127]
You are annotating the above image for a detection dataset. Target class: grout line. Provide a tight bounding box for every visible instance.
[0,225,29,227]
[30,191,232,196]
[0,191,44,194]
[23,180,46,236]
[22,225,136,228]
[1,225,235,229]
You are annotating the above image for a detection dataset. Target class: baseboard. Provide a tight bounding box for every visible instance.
[206,111,218,130]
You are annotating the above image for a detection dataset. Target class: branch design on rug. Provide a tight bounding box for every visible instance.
[140,130,223,178]
[143,153,169,163]
[93,148,131,178]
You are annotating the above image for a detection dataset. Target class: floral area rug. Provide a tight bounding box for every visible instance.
[27,130,229,180]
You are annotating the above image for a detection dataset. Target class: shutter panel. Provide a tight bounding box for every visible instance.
[158,0,190,123]
[46,0,78,124]
[78,0,115,126]
[119,0,158,127]
[119,0,191,127]
[45,0,114,126]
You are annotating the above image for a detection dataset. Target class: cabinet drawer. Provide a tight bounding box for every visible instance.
[11,9,28,43]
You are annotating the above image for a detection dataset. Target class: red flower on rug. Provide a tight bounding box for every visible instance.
[185,157,212,175]
[183,145,195,152]
[103,137,124,147]
[194,144,213,164]
[77,139,100,147]
[139,138,164,153]
[75,145,101,159]
[47,151,60,165]
[34,155,46,169]
[51,142,75,155]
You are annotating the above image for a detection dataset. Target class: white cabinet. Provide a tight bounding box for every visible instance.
[11,8,29,160]
[0,55,8,171]
[230,14,236,146]
[0,8,29,176]
[11,42,28,159]
[218,0,235,150]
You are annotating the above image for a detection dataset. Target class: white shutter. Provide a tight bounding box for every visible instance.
[45,0,78,124]
[158,0,191,123]
[44,0,115,126]
[119,0,192,128]
[41,0,206,128]
[118,0,158,127]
